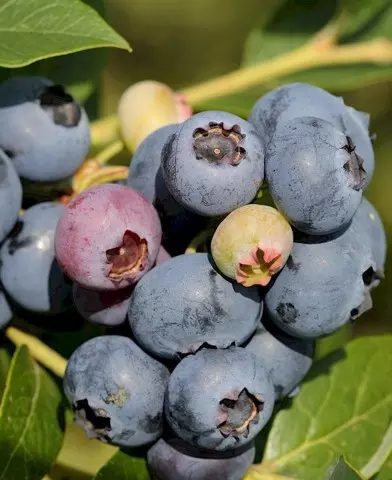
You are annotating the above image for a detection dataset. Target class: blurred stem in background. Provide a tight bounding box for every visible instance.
[101,0,279,114]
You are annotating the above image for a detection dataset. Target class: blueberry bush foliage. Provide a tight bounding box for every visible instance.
[0,0,392,479]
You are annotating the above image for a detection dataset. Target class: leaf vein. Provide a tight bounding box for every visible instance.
[17,4,55,24]
[266,393,392,470]
[353,353,373,416]
[0,360,41,479]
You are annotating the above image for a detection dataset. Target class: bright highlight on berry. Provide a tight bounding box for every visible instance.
[211,204,293,287]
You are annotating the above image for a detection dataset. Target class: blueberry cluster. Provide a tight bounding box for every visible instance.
[0,76,90,325]
[0,77,386,480]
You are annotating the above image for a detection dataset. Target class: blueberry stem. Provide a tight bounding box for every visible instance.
[79,166,129,192]
[244,469,294,479]
[89,31,392,156]
[73,165,129,194]
[185,228,215,254]
[94,140,124,166]
[90,115,119,150]
[181,38,392,105]
[5,327,66,378]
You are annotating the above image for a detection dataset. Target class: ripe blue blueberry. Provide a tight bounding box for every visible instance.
[128,253,262,360]
[351,197,386,276]
[161,111,265,216]
[164,346,275,451]
[245,317,314,399]
[128,124,205,255]
[0,202,72,314]
[0,76,90,182]
[0,150,22,243]
[266,116,365,235]
[63,335,170,447]
[128,124,178,202]
[147,437,255,480]
[248,82,374,184]
[295,198,384,298]
[0,286,12,330]
[264,239,371,339]
[72,283,134,327]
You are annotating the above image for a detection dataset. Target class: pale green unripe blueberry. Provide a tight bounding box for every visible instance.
[211,204,293,287]
[118,80,192,152]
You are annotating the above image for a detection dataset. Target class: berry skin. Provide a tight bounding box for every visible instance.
[264,239,372,339]
[0,287,12,330]
[128,124,205,255]
[161,111,265,216]
[55,184,162,291]
[0,202,72,314]
[155,245,171,265]
[0,150,22,243]
[72,283,134,327]
[211,204,293,287]
[128,253,262,360]
[351,197,386,276]
[245,317,314,399]
[295,198,384,297]
[63,335,170,447]
[147,437,255,480]
[266,117,365,235]
[248,82,374,184]
[128,124,178,202]
[164,346,275,451]
[0,76,90,182]
[118,80,192,152]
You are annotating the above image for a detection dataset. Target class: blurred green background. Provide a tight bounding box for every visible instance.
[99,0,392,336]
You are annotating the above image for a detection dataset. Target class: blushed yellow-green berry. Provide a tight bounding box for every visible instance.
[211,204,293,287]
[118,80,192,152]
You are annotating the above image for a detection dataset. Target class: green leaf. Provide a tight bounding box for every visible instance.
[251,336,392,480]
[315,324,353,361]
[0,0,108,104]
[93,450,149,480]
[0,0,131,68]
[197,0,392,117]
[242,0,337,66]
[362,421,392,478]
[324,457,365,479]
[0,348,11,400]
[374,450,392,479]
[0,346,64,480]
[335,0,391,39]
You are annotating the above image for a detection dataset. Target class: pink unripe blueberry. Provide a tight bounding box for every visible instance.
[211,204,293,287]
[155,245,171,266]
[55,184,162,290]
